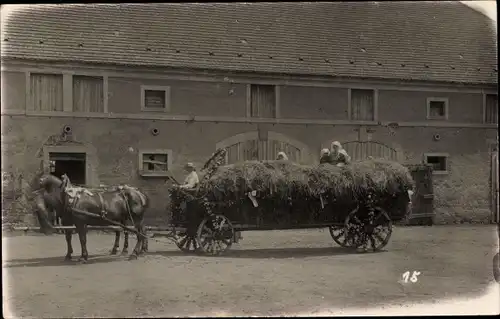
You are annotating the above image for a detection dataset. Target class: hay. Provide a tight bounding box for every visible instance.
[169,159,415,224]
[200,159,413,201]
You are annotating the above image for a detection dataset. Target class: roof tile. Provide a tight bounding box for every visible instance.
[1,2,497,84]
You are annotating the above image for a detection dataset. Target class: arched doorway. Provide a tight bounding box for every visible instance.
[216,131,309,164]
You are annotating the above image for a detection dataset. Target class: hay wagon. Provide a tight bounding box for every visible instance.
[167,149,414,256]
[11,149,413,256]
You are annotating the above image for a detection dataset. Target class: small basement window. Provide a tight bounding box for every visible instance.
[138,149,173,177]
[427,98,448,120]
[141,86,170,112]
[424,153,448,174]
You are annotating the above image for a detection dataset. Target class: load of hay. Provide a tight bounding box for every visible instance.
[169,159,414,226]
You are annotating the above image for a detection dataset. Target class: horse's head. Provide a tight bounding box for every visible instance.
[35,174,68,234]
[39,174,64,190]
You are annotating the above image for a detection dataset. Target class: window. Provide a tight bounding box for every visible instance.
[350,89,375,121]
[250,84,276,118]
[73,75,104,112]
[138,149,173,177]
[484,94,498,124]
[427,98,448,120]
[30,73,63,111]
[424,153,448,174]
[141,86,170,112]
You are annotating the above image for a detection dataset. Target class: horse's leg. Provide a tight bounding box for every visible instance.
[129,219,144,260]
[121,231,129,255]
[77,224,89,263]
[110,231,120,255]
[141,229,149,254]
[64,229,73,261]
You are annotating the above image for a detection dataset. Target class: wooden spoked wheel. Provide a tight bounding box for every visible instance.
[345,207,393,253]
[329,225,349,247]
[175,232,199,253]
[329,207,360,248]
[196,214,234,256]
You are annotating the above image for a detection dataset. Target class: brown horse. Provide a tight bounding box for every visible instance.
[35,174,149,262]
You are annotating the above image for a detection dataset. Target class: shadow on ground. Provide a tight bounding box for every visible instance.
[148,246,385,259]
[3,246,380,268]
[2,253,138,268]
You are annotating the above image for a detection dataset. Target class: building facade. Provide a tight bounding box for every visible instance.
[1,3,498,225]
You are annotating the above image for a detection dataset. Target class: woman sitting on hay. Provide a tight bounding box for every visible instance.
[276,152,289,160]
[320,141,351,166]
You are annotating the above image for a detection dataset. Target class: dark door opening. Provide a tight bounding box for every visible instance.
[49,152,86,186]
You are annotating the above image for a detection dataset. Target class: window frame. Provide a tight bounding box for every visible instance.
[140,85,171,112]
[246,84,280,119]
[29,72,65,112]
[72,74,105,113]
[426,97,449,120]
[347,87,378,121]
[423,152,449,175]
[138,149,173,177]
[483,93,498,124]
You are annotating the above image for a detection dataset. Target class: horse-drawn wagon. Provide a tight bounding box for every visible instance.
[20,147,414,261]
[167,148,414,256]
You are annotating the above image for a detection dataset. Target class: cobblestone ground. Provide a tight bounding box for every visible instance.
[2,225,499,317]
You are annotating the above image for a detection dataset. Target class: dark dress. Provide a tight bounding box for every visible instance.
[320,153,333,164]
[328,151,350,166]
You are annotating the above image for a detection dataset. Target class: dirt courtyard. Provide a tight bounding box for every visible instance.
[2,225,499,317]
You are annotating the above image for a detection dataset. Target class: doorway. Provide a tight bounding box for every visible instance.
[49,152,86,186]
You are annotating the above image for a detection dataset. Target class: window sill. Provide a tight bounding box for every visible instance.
[138,171,171,178]
[432,171,449,175]
[140,108,170,113]
[426,117,448,121]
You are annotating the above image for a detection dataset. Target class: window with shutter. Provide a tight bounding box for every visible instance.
[350,89,374,120]
[485,94,498,124]
[250,84,276,118]
[424,153,449,174]
[426,97,448,120]
[30,73,64,111]
[138,149,173,177]
[73,75,104,112]
[141,86,170,112]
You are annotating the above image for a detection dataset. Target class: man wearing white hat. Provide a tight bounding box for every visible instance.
[179,162,199,189]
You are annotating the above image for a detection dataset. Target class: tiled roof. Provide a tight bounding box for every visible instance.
[1,2,498,84]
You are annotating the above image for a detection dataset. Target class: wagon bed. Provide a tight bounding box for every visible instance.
[165,148,413,255]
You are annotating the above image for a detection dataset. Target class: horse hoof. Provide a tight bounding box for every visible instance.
[121,250,129,255]
[78,258,88,264]
[128,254,138,261]
[64,256,72,261]
[110,250,118,255]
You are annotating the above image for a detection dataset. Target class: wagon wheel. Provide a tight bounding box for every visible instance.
[196,214,234,256]
[329,207,359,248]
[345,206,393,253]
[175,232,199,253]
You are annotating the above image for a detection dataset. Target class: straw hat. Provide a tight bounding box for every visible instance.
[184,162,196,170]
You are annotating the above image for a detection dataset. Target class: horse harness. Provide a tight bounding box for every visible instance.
[97,187,135,225]
[65,185,135,226]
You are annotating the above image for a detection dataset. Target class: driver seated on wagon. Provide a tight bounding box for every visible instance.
[178,162,199,191]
